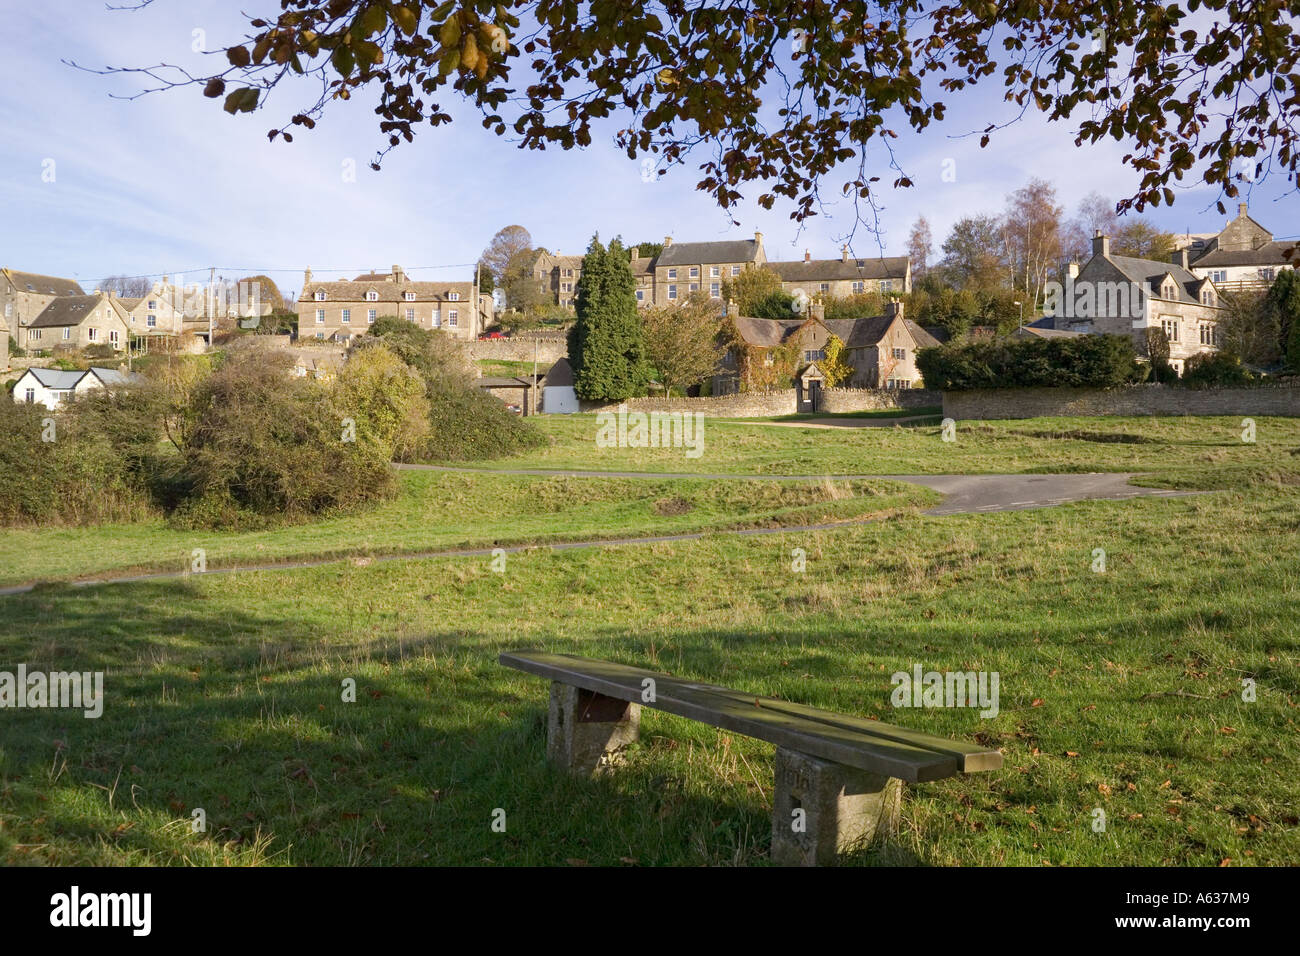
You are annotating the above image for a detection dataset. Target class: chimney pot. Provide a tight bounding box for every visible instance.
[664,236,673,246]
[804,249,811,262]
[1238,202,1249,218]
[841,244,850,263]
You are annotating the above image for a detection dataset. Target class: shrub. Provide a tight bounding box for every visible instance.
[915,334,1139,390]
[367,317,544,461]
[1180,351,1256,388]
[334,343,430,459]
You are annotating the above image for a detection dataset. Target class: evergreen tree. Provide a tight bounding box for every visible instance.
[569,235,648,400]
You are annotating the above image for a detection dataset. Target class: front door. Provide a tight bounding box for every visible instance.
[808,380,822,413]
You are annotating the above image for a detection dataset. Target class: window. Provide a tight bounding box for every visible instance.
[62,328,70,340]
[87,328,98,342]
[4,304,11,318]
[562,283,571,292]
[366,290,379,301]
[1211,270,1227,283]
[1161,318,1180,342]
[148,300,156,310]
[804,348,826,362]
[110,330,119,345]
[887,379,911,390]
[316,309,325,324]
[880,280,893,293]
[447,292,460,301]
[1201,291,1213,305]
[731,266,741,276]
[341,309,351,324]
[563,269,573,278]
[892,347,906,360]
[710,282,720,298]
[852,281,864,294]
[448,310,458,327]
[1200,323,1216,346]
[689,267,699,278]
[667,268,677,280]
[367,309,377,324]
[635,290,644,301]
[316,331,325,340]
[314,291,327,300]
[406,308,415,322]
[30,329,41,341]
[668,284,677,300]
[433,310,441,328]
[710,266,720,277]
[404,291,416,301]
[24,388,34,403]
[1261,268,1276,281]
[820,283,830,293]
[689,283,699,292]
[147,314,157,327]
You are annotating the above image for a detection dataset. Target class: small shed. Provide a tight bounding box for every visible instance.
[540,357,578,414]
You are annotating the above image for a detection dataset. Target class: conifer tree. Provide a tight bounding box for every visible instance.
[568,235,647,400]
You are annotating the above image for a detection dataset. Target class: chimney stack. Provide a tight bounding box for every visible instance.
[841,244,850,263]
[1091,231,1109,259]
[1067,262,1080,279]
[809,300,825,321]
[304,267,313,286]
[1171,248,1190,270]
[663,236,673,247]
[392,264,405,284]
[754,230,764,247]
[629,246,639,260]
[884,299,905,321]
[1238,202,1249,219]
[804,249,811,262]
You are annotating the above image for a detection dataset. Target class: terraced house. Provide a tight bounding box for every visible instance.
[771,247,912,298]
[297,265,492,342]
[631,233,767,306]
[530,251,584,308]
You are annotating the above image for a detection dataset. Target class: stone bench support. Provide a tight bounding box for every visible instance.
[547,681,641,774]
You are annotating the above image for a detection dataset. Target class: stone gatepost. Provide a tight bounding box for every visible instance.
[770,747,902,866]
[547,682,640,775]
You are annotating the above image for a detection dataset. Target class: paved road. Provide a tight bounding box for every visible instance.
[0,470,1196,596]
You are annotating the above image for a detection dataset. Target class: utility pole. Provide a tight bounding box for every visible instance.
[475,260,482,337]
[532,336,539,415]
[207,266,216,348]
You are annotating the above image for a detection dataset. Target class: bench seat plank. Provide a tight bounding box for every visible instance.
[500,651,1000,782]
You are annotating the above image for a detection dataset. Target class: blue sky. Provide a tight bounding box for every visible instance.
[2,2,1297,298]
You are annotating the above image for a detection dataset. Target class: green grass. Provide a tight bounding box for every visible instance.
[0,471,931,588]
[1,486,1296,865]
[2,413,1297,866]
[739,406,944,422]
[475,359,551,378]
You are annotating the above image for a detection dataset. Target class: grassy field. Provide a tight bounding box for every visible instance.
[475,359,552,378]
[1,414,1297,866]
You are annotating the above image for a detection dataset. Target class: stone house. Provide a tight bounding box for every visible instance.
[21,293,131,353]
[2,269,85,348]
[1057,234,1226,374]
[715,301,937,398]
[771,248,912,299]
[297,265,492,342]
[639,234,767,307]
[117,277,185,339]
[530,251,585,308]
[1188,202,1298,292]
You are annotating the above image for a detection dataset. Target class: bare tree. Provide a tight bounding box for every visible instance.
[1063,192,1119,264]
[1002,179,1063,310]
[907,217,933,281]
[480,225,534,286]
[97,275,153,297]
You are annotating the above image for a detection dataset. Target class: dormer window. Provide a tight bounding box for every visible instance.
[404,292,416,301]
[314,290,327,301]
[366,290,379,301]
[447,292,460,301]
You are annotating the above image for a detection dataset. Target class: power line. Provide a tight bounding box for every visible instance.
[81,262,482,286]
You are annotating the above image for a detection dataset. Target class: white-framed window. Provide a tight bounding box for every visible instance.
[710,266,720,277]
[710,282,720,298]
[406,308,415,322]
[148,300,157,310]
[433,311,441,328]
[892,347,906,360]
[316,309,325,324]
[1161,317,1180,342]
[852,281,864,294]
[820,283,830,293]
[667,268,677,279]
[668,284,677,300]
[341,309,351,324]
[87,328,98,341]
[62,328,70,340]
[881,280,893,292]
[1162,281,1176,299]
[24,388,34,403]
[404,291,416,301]
[448,310,458,327]
[110,330,119,345]
[731,266,740,276]
[689,267,699,278]
[1201,291,1213,305]
[316,331,325,340]
[147,314,157,327]
[314,290,327,300]
[447,292,460,301]
[1260,268,1275,281]
[1211,270,1227,283]
[367,309,377,324]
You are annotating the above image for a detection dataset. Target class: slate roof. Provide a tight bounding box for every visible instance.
[730,315,806,347]
[542,357,574,387]
[730,314,938,350]
[656,239,762,267]
[24,367,86,389]
[770,256,909,283]
[2,269,84,297]
[28,294,119,328]
[1190,242,1299,268]
[301,278,479,305]
[1105,254,1213,304]
[1016,325,1085,339]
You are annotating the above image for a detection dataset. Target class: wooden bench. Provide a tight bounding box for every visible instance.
[500,650,1002,865]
